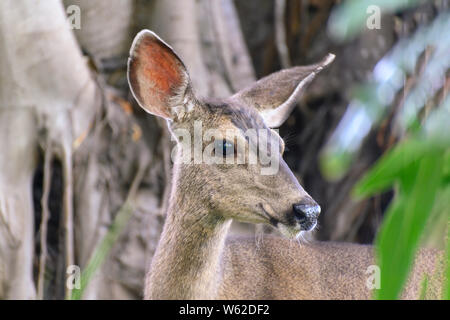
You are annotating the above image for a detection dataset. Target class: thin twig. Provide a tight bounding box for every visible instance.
[255,224,265,249]
[37,142,52,299]
[275,0,291,68]
[70,160,148,300]
[62,142,75,300]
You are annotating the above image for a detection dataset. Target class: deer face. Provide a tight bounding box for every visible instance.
[128,30,334,238]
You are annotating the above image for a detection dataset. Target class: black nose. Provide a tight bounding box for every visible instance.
[293,202,321,224]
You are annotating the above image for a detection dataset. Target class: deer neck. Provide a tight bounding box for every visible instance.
[146,172,232,299]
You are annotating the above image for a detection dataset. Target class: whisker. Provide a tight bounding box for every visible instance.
[255,225,265,249]
[281,131,298,148]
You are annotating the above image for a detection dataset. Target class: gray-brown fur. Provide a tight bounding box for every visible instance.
[127,30,444,300]
[220,238,443,299]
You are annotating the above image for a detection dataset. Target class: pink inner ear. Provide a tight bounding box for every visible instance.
[129,34,185,119]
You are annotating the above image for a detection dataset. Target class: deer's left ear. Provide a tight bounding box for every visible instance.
[230,54,335,128]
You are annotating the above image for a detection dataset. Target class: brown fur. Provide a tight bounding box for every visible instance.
[220,238,443,299]
[145,185,443,299]
[128,30,444,300]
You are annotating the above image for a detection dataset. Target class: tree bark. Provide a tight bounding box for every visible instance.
[0,0,99,299]
[0,0,256,299]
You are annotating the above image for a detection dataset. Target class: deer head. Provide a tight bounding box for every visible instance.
[128,30,334,239]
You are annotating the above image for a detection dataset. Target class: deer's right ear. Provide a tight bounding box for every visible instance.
[128,30,192,121]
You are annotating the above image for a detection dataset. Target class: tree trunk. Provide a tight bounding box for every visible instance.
[0,0,256,299]
[0,0,99,299]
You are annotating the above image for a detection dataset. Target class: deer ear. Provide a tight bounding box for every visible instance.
[231,54,335,128]
[128,30,192,121]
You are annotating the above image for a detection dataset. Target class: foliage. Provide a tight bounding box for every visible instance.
[354,124,449,299]
[70,201,135,300]
[322,1,450,299]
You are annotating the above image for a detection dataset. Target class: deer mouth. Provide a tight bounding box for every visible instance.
[298,219,317,232]
[278,219,317,239]
[258,203,280,226]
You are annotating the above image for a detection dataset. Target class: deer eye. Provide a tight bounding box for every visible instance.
[215,139,235,157]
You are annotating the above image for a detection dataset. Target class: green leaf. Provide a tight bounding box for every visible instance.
[375,155,443,299]
[445,225,450,300]
[70,201,134,300]
[319,150,353,181]
[354,139,441,198]
[419,274,429,300]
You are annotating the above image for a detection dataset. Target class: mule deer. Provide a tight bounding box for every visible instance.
[128,30,444,299]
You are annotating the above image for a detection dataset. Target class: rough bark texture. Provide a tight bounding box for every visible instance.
[0,0,99,298]
[0,0,256,299]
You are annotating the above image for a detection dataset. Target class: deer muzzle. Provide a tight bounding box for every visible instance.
[290,199,321,231]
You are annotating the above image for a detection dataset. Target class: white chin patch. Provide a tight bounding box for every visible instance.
[278,221,317,240]
[278,224,301,239]
[307,220,318,232]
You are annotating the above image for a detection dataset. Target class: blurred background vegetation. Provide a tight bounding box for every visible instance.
[321,0,450,300]
[0,0,448,300]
